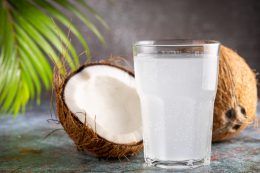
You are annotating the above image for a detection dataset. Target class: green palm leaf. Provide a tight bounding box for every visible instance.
[0,0,107,115]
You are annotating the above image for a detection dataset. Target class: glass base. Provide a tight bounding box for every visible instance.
[145,157,210,169]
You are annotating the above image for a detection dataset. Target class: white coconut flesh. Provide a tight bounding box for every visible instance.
[63,65,142,144]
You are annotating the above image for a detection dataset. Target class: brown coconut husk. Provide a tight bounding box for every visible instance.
[54,60,143,158]
[212,45,258,142]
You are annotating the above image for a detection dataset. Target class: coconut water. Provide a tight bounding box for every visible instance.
[134,54,218,163]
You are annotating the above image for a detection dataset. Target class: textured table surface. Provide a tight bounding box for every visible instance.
[0,103,260,173]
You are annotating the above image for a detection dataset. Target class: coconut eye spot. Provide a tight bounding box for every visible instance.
[240,106,246,116]
[233,124,241,130]
[225,108,236,120]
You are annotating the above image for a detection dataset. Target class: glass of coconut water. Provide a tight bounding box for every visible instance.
[133,40,220,169]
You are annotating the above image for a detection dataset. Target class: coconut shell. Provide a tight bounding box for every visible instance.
[212,45,258,142]
[54,62,143,158]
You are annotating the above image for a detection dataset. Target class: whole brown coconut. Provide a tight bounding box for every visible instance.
[212,45,258,142]
[54,61,143,158]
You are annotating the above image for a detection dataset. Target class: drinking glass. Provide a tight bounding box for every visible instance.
[133,40,220,169]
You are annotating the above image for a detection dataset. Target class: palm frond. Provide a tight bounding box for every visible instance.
[0,0,107,115]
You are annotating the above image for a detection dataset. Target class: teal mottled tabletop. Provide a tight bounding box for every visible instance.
[0,103,260,173]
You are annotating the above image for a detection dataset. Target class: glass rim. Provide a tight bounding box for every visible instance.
[134,39,220,47]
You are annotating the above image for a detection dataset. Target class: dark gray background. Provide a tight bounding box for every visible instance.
[69,0,260,88]
[74,0,260,65]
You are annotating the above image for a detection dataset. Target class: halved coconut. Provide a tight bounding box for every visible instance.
[54,63,143,158]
